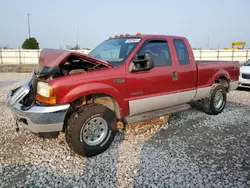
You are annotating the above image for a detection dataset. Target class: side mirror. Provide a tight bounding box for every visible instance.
[129,52,154,72]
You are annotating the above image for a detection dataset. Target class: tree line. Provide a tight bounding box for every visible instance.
[1,37,89,50]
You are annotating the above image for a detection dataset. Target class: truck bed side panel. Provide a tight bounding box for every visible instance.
[192,61,239,100]
[196,61,239,88]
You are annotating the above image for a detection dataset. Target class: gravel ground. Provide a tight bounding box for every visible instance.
[0,65,38,73]
[0,73,250,188]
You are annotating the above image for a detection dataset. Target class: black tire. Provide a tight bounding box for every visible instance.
[65,103,117,157]
[200,84,227,115]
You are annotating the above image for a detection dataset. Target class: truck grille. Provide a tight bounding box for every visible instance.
[10,86,30,106]
[242,73,250,79]
[9,75,33,106]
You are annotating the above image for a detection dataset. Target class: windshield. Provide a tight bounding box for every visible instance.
[88,37,141,66]
[244,59,250,66]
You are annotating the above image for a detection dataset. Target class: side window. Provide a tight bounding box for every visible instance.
[137,40,172,66]
[173,39,190,65]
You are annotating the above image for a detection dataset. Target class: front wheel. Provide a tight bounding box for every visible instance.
[201,84,227,115]
[65,103,117,157]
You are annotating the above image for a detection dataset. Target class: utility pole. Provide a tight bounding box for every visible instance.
[28,14,31,38]
[76,24,79,49]
[207,36,210,50]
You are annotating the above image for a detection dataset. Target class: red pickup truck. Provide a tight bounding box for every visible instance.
[7,34,240,157]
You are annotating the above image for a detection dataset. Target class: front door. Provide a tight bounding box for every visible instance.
[126,39,176,116]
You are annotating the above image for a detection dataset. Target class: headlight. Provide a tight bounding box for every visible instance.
[36,82,56,104]
[37,82,52,97]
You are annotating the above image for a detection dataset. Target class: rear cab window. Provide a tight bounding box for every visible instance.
[173,39,190,65]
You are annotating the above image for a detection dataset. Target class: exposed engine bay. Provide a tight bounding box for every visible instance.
[60,55,108,76]
[20,54,110,107]
[36,55,109,80]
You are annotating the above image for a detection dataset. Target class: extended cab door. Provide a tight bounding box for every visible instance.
[126,38,178,116]
[171,38,197,93]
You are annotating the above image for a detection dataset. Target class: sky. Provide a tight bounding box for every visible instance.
[1,0,250,49]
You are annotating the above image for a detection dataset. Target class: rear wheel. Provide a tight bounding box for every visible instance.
[201,84,227,115]
[65,103,117,157]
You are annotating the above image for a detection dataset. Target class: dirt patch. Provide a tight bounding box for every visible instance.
[0,64,38,73]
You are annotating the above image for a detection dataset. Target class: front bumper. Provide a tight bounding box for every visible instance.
[239,76,250,88]
[7,76,70,134]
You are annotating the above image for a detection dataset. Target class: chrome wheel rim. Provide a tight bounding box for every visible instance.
[214,89,224,109]
[82,117,108,146]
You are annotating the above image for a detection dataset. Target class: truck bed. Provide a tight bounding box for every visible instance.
[196,60,240,88]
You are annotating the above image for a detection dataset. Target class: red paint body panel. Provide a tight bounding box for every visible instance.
[43,35,240,118]
[49,65,128,117]
[196,61,240,88]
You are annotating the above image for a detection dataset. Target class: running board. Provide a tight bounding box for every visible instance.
[124,104,191,124]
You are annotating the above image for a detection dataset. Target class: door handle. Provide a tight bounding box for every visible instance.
[172,71,178,81]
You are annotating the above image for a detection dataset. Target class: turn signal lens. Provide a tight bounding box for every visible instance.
[36,93,56,104]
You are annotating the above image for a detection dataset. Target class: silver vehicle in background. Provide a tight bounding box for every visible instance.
[239,59,250,88]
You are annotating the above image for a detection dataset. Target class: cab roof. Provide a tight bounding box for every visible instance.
[108,34,187,40]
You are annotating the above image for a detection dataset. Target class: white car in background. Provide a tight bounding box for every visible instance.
[239,59,250,88]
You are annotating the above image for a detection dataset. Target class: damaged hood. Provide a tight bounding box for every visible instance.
[39,48,112,68]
